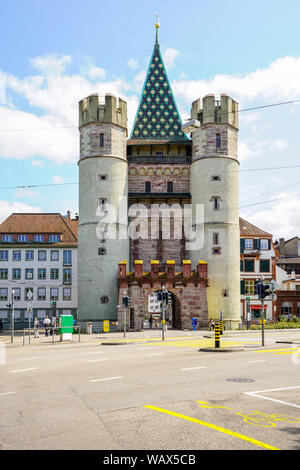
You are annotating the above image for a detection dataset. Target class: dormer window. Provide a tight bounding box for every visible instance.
[49,234,60,243]
[18,234,28,243]
[34,234,44,243]
[1,235,12,243]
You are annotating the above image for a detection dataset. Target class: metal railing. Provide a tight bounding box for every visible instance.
[20,325,81,345]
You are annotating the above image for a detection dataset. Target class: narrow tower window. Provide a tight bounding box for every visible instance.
[167,181,173,193]
[211,175,221,182]
[216,133,221,148]
[211,197,220,210]
[213,233,219,245]
[99,133,104,147]
[99,198,108,212]
[145,181,151,192]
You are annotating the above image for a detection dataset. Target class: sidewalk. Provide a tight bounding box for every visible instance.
[1,326,300,348]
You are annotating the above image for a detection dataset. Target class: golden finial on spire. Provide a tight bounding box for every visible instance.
[155,13,160,29]
[155,13,160,44]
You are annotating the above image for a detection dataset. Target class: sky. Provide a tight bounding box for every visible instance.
[1,0,300,240]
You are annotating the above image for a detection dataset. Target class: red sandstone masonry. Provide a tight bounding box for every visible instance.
[117,259,209,329]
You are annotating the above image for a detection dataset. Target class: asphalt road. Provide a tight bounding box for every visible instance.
[1,329,300,451]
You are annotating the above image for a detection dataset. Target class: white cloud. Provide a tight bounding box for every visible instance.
[172,56,300,105]
[30,54,72,76]
[128,58,139,70]
[31,160,43,167]
[163,48,179,69]
[15,188,39,199]
[52,175,64,184]
[241,191,300,240]
[0,201,42,224]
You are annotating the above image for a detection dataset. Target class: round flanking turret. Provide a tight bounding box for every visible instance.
[78,93,129,322]
[186,94,240,329]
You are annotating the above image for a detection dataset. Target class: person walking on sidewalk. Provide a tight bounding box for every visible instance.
[33,317,39,338]
[43,315,51,336]
[149,315,153,329]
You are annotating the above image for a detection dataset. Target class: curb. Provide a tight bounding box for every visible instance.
[199,347,245,352]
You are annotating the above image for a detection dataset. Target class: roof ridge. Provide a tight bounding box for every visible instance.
[239,217,272,237]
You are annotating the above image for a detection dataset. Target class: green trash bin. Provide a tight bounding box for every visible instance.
[59,315,73,341]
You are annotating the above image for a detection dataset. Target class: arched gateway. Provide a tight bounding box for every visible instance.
[117,259,209,330]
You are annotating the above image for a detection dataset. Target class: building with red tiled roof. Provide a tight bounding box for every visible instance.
[0,212,78,328]
[239,216,288,322]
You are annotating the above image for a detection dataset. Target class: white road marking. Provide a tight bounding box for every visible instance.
[146,352,164,356]
[82,351,105,355]
[244,385,300,409]
[90,376,122,383]
[16,357,40,361]
[11,367,39,373]
[87,358,110,363]
[0,392,15,397]
[181,366,207,371]
[248,360,267,364]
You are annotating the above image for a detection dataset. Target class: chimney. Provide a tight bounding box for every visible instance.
[67,210,71,220]
[279,238,285,256]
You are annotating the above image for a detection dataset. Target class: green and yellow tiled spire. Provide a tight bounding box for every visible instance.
[130,16,188,141]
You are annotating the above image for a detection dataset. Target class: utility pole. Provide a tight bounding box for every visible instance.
[11,289,15,344]
[122,290,129,338]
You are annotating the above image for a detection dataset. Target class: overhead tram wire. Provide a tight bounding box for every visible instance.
[0,98,299,134]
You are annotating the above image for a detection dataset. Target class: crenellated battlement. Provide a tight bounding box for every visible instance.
[79,93,127,130]
[191,94,238,129]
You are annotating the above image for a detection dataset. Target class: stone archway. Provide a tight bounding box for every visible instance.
[168,291,181,329]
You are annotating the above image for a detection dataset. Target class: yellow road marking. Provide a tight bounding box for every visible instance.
[255,348,298,354]
[145,405,280,450]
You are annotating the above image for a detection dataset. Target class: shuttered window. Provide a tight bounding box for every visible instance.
[260,259,270,272]
[244,259,255,272]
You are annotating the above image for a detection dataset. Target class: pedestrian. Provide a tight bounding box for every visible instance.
[149,315,153,329]
[0,319,3,333]
[209,318,215,331]
[43,315,51,336]
[53,319,58,335]
[33,317,39,338]
[192,316,197,331]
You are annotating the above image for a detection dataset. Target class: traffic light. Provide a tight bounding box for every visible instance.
[127,296,132,308]
[254,281,261,297]
[261,283,271,299]
[122,295,128,308]
[156,291,162,302]
[163,291,168,304]
[168,293,172,305]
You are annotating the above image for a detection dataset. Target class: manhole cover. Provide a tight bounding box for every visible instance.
[226,378,255,383]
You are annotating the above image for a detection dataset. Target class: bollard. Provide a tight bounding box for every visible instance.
[219,320,223,335]
[215,323,220,348]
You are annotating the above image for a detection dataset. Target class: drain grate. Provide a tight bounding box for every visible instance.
[226,378,255,383]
